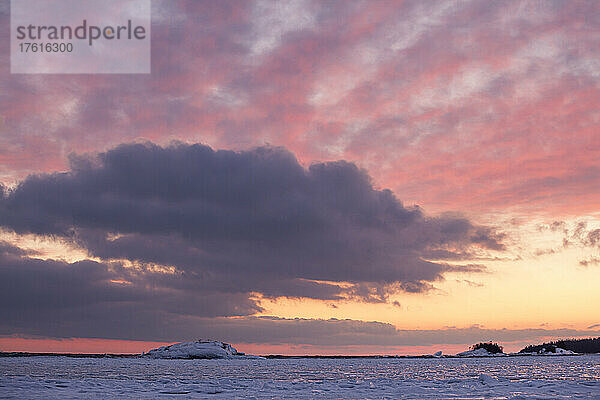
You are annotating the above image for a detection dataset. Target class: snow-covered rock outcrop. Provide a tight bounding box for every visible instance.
[519,346,577,356]
[552,347,575,355]
[537,347,576,355]
[456,348,507,357]
[143,340,261,359]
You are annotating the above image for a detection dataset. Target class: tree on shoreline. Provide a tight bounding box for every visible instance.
[519,337,600,354]
[470,342,503,354]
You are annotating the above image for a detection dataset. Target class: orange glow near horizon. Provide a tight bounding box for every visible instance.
[0,337,174,355]
[0,337,586,356]
[1,217,599,355]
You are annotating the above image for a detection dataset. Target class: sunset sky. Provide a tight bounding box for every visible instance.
[1,0,599,355]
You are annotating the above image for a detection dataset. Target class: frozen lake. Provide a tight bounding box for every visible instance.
[1,355,600,399]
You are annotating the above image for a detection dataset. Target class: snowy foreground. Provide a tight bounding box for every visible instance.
[1,355,600,399]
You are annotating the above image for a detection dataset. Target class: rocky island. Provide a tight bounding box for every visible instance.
[142,340,263,359]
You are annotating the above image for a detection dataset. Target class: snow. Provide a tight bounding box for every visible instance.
[1,356,600,399]
[522,347,578,355]
[478,373,499,385]
[143,340,262,359]
[553,347,576,355]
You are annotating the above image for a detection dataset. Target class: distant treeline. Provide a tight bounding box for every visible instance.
[519,337,600,354]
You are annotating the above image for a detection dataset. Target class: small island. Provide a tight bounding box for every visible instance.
[518,337,600,355]
[142,340,263,359]
[457,342,508,357]
[454,338,600,357]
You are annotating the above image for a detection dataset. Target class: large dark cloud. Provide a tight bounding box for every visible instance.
[1,141,501,287]
[0,142,504,338]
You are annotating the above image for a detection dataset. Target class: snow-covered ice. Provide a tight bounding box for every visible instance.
[456,347,508,357]
[549,347,577,355]
[1,355,599,399]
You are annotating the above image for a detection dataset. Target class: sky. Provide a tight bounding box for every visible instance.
[0,0,599,355]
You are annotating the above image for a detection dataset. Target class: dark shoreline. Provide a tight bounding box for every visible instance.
[0,351,590,359]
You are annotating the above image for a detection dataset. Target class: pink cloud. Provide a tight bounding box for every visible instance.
[1,0,599,217]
